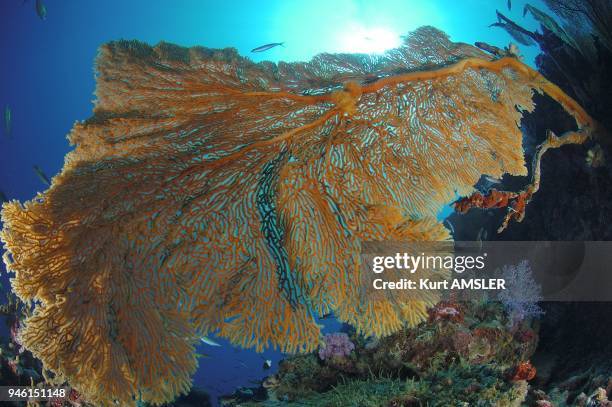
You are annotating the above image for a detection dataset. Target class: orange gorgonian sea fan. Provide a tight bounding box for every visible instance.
[0,27,597,405]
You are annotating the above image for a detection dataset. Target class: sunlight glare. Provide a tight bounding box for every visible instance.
[337,25,401,54]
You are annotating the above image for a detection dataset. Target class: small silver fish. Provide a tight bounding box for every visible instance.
[4,105,11,136]
[33,165,51,186]
[475,41,504,57]
[263,359,272,369]
[36,0,47,20]
[201,336,222,347]
[483,175,501,184]
[251,42,284,53]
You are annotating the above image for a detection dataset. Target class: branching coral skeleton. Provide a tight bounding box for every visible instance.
[455,128,594,232]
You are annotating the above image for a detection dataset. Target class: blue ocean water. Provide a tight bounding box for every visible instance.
[0,0,549,404]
